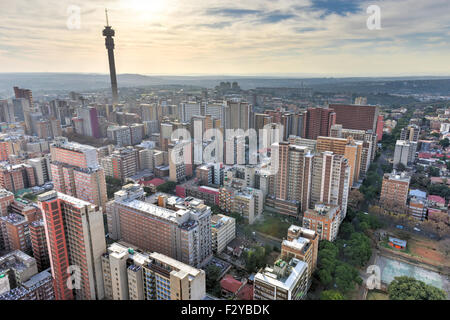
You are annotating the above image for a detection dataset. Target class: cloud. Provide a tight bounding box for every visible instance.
[0,0,449,75]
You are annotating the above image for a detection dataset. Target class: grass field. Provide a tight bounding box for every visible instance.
[252,214,293,239]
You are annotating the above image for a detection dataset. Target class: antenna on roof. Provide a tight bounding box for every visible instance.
[105,8,110,27]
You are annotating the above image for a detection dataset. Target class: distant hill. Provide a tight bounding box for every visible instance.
[1,73,449,98]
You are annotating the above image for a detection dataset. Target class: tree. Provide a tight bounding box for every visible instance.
[439,138,450,149]
[320,290,344,300]
[334,262,360,294]
[343,232,372,267]
[339,222,355,240]
[348,190,364,210]
[156,181,177,193]
[205,265,222,297]
[388,276,447,300]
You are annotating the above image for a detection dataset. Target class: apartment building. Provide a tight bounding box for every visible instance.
[310,151,350,220]
[380,172,410,212]
[281,225,318,281]
[38,191,106,300]
[106,184,212,268]
[302,203,341,242]
[253,258,308,300]
[211,214,236,253]
[101,147,139,182]
[143,252,206,300]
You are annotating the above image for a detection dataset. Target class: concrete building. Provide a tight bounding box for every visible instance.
[394,140,417,167]
[27,157,51,186]
[106,184,212,268]
[253,258,308,300]
[305,107,336,140]
[302,203,341,242]
[0,268,54,300]
[50,139,107,210]
[380,172,410,212]
[143,252,206,300]
[270,142,313,216]
[310,151,350,220]
[316,136,363,186]
[107,125,132,146]
[281,225,318,282]
[38,191,106,300]
[101,147,139,182]
[0,164,36,193]
[329,103,380,133]
[211,214,236,253]
[101,242,149,300]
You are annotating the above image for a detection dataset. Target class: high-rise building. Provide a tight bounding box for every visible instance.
[305,107,336,140]
[50,139,107,210]
[329,103,380,133]
[101,147,139,182]
[107,125,132,146]
[270,142,313,216]
[380,172,410,212]
[302,203,341,242]
[0,164,36,193]
[225,101,252,131]
[310,151,350,219]
[400,124,420,142]
[0,250,54,300]
[142,252,206,300]
[180,102,201,123]
[393,140,417,167]
[281,225,318,282]
[253,258,308,300]
[316,136,363,186]
[0,189,14,217]
[211,214,236,254]
[101,242,149,300]
[330,125,377,177]
[76,107,101,138]
[106,184,212,268]
[29,219,50,272]
[27,157,51,186]
[38,191,106,300]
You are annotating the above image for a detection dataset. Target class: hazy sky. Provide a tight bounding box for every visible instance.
[1,0,450,76]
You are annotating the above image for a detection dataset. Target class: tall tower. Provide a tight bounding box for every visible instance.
[103,9,119,106]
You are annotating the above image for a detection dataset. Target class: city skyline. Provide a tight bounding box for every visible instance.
[1,0,450,76]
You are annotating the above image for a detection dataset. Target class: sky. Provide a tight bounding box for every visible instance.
[0,0,450,76]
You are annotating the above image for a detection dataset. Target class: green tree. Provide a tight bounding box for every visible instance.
[156,181,177,193]
[439,138,450,149]
[320,290,344,300]
[343,233,372,267]
[339,222,355,240]
[388,276,447,300]
[205,265,222,297]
